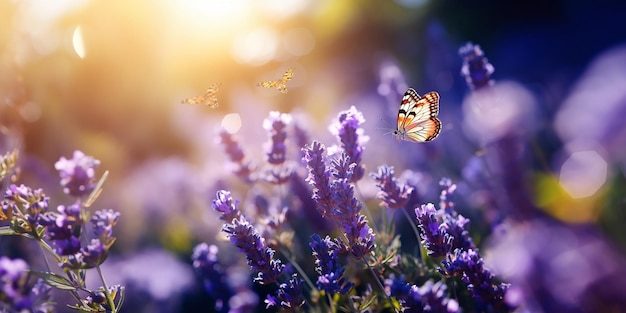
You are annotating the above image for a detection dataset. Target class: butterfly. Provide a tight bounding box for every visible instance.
[257,68,294,94]
[181,83,221,108]
[392,88,442,142]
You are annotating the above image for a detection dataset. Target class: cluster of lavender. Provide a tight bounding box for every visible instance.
[191,82,515,312]
[0,150,123,312]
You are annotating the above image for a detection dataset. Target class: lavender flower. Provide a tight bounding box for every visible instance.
[222,215,284,284]
[0,257,53,312]
[459,42,494,90]
[78,284,123,312]
[371,165,414,209]
[91,209,120,245]
[192,243,232,313]
[42,202,83,255]
[263,111,291,165]
[404,280,459,313]
[79,239,107,268]
[441,249,509,311]
[264,273,304,310]
[218,130,254,183]
[302,141,334,218]
[55,150,100,198]
[441,214,475,253]
[415,203,452,258]
[309,234,353,295]
[330,166,375,258]
[329,106,368,182]
[1,184,49,234]
[211,190,241,222]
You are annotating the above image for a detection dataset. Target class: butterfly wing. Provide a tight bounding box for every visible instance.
[396,89,441,142]
[182,83,221,108]
[258,68,294,94]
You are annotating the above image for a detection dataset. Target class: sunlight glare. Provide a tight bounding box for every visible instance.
[221,113,242,134]
[72,26,86,59]
[260,0,311,19]
[232,27,279,65]
[283,28,315,56]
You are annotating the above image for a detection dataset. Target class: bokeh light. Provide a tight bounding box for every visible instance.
[559,150,608,199]
[72,25,86,59]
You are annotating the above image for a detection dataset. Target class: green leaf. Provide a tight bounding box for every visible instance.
[29,271,77,291]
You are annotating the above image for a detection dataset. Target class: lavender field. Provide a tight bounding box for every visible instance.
[1,1,626,312]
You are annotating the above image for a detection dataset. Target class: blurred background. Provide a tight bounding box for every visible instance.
[2,0,626,312]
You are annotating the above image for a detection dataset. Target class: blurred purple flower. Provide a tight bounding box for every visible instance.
[263,111,291,165]
[441,249,510,311]
[486,220,626,312]
[264,273,304,310]
[438,178,456,213]
[222,215,284,284]
[211,190,241,222]
[302,141,334,218]
[291,119,310,162]
[0,257,53,312]
[406,280,460,313]
[387,275,459,313]
[95,248,194,311]
[218,130,255,183]
[459,42,494,90]
[55,150,100,198]
[192,243,232,313]
[329,106,368,182]
[309,234,353,295]
[371,164,414,209]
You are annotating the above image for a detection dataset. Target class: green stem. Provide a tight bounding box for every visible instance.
[96,264,116,312]
[401,207,422,260]
[281,251,316,292]
[355,184,379,234]
[364,260,397,313]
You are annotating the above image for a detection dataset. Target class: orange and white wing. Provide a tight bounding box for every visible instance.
[397,89,441,142]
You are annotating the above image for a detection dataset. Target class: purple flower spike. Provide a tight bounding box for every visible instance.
[302,141,334,218]
[218,130,255,183]
[310,234,354,295]
[330,106,368,182]
[406,280,460,313]
[442,249,510,311]
[2,184,50,230]
[55,150,100,198]
[211,190,241,222]
[415,203,451,258]
[331,179,375,258]
[263,111,292,165]
[459,42,494,90]
[192,243,232,313]
[264,273,304,310]
[371,165,414,209]
[222,216,284,284]
[91,209,120,244]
